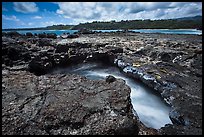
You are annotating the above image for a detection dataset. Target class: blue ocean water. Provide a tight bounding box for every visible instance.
[94,29,202,35]
[3,29,202,35]
[2,30,79,35]
[131,29,202,35]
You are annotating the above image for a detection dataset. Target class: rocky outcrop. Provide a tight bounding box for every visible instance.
[26,32,33,37]
[105,75,116,83]
[2,41,31,67]
[38,33,57,39]
[2,32,202,135]
[67,34,79,39]
[28,54,54,75]
[2,70,139,135]
[36,38,55,47]
[46,33,57,39]
[2,31,22,37]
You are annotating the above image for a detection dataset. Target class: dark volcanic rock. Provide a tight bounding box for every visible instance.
[5,31,22,37]
[2,37,16,44]
[26,32,33,37]
[169,109,186,125]
[2,43,31,66]
[36,38,54,47]
[159,52,172,62]
[46,33,57,39]
[2,32,202,135]
[28,53,55,75]
[55,44,70,53]
[67,34,79,39]
[38,33,47,38]
[2,71,139,135]
[105,75,116,83]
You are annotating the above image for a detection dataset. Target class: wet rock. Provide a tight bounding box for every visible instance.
[114,59,130,69]
[105,75,116,83]
[169,109,186,125]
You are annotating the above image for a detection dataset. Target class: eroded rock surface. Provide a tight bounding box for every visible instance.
[2,31,202,135]
[2,70,139,135]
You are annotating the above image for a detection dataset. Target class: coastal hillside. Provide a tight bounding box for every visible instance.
[72,16,202,30]
[3,16,202,31]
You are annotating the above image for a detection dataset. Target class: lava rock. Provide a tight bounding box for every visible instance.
[106,75,116,83]
[38,33,47,38]
[2,71,139,135]
[36,38,53,47]
[26,32,33,37]
[169,109,186,125]
[28,55,54,75]
[5,31,22,37]
[67,34,79,38]
[159,52,172,62]
[47,33,57,39]
[55,44,70,53]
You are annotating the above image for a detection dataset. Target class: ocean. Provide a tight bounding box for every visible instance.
[3,29,202,35]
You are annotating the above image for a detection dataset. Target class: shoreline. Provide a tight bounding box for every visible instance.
[2,29,202,36]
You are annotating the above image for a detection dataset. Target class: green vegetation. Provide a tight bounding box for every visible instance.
[72,17,202,30]
[46,25,74,30]
[3,16,202,31]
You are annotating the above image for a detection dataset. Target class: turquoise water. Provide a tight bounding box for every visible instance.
[3,29,202,35]
[131,29,202,35]
[2,29,78,35]
[94,29,202,35]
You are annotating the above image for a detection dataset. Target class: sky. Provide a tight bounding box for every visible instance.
[2,2,202,29]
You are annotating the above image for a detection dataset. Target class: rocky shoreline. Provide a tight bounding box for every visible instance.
[2,31,202,135]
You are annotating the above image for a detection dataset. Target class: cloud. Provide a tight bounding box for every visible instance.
[2,15,20,21]
[55,2,202,24]
[126,2,174,13]
[28,22,34,26]
[13,2,38,13]
[155,2,202,19]
[33,16,42,19]
[40,21,65,27]
[56,2,101,20]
